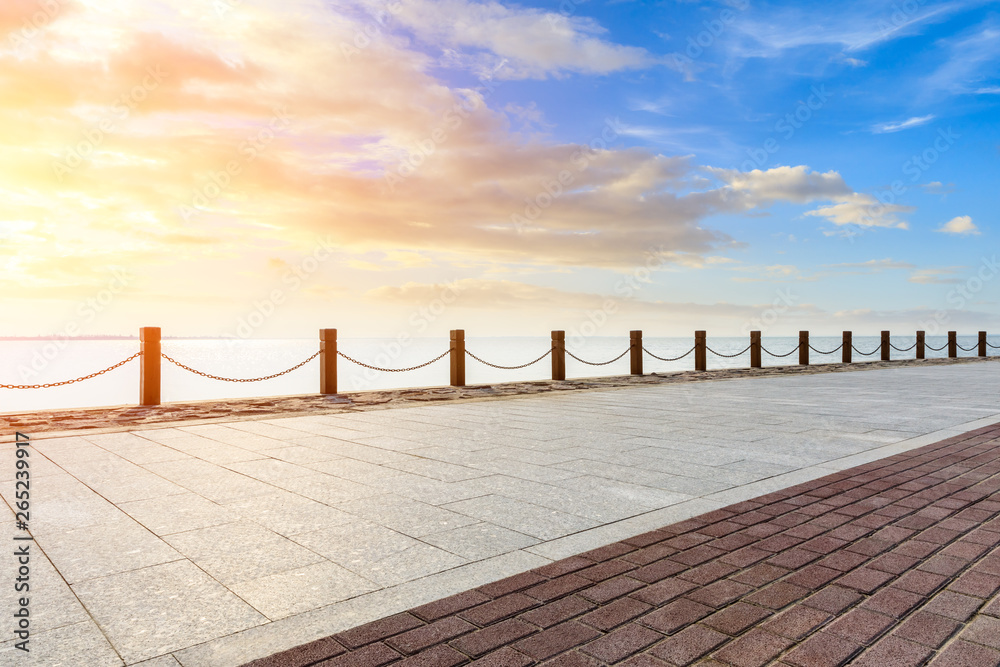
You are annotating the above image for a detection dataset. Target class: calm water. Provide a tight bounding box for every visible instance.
[0,335,983,413]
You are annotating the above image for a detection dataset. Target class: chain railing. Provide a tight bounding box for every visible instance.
[706,343,753,358]
[162,350,320,382]
[643,345,695,362]
[466,348,551,370]
[337,349,450,373]
[566,346,633,366]
[762,343,800,358]
[0,352,142,389]
[3,329,996,408]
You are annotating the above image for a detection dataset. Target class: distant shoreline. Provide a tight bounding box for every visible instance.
[0,336,249,341]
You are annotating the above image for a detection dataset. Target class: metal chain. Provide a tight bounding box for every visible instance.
[162,350,320,382]
[851,344,880,356]
[761,343,801,358]
[642,345,696,362]
[809,343,845,355]
[566,345,633,366]
[957,343,979,352]
[890,342,917,352]
[926,342,948,351]
[337,349,449,372]
[706,344,753,358]
[988,341,1000,349]
[0,352,143,389]
[466,348,551,370]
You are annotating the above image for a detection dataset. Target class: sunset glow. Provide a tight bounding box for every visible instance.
[4,0,998,339]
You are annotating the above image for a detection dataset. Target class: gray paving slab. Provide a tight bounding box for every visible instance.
[72,560,265,664]
[0,619,124,666]
[163,521,324,585]
[5,362,1000,664]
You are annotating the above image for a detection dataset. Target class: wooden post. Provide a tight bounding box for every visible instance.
[695,331,706,371]
[552,331,566,381]
[799,331,809,366]
[630,331,643,376]
[320,329,337,395]
[139,327,160,406]
[948,331,957,358]
[750,331,761,369]
[450,329,465,386]
[881,331,890,361]
[842,331,852,364]
[916,331,925,359]
[979,331,987,357]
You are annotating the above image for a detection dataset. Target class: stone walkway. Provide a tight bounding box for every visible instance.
[246,422,1000,667]
[1,362,1000,666]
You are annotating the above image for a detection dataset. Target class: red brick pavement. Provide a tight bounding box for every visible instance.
[242,423,1000,667]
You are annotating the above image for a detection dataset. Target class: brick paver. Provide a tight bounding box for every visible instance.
[244,423,1000,666]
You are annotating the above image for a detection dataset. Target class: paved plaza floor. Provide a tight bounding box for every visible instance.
[253,421,1000,667]
[2,362,1000,666]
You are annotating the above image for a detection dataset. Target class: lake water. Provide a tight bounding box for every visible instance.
[0,335,985,413]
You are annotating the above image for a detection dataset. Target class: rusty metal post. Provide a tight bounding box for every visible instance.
[916,331,925,359]
[948,331,957,358]
[320,329,337,395]
[750,331,761,368]
[552,331,566,381]
[450,329,465,386]
[695,331,706,371]
[799,331,809,366]
[881,331,890,361]
[842,331,852,364]
[139,327,161,406]
[980,331,987,357]
[630,331,643,376]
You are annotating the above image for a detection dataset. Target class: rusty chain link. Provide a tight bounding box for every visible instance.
[761,343,801,358]
[466,348,551,370]
[643,345,696,362]
[162,350,320,382]
[0,351,143,389]
[707,344,753,358]
[566,345,633,366]
[337,349,449,372]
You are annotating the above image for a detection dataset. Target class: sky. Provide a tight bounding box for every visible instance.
[2,0,998,341]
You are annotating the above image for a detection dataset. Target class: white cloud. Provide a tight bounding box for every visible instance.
[730,263,817,283]
[976,86,1000,94]
[375,0,656,79]
[825,258,916,271]
[921,22,1000,97]
[909,267,964,284]
[920,181,956,196]
[936,215,979,235]
[726,1,973,57]
[804,193,913,229]
[708,165,851,205]
[871,115,935,134]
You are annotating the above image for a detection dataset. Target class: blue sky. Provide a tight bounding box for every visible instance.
[3,0,998,339]
[409,0,1000,334]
